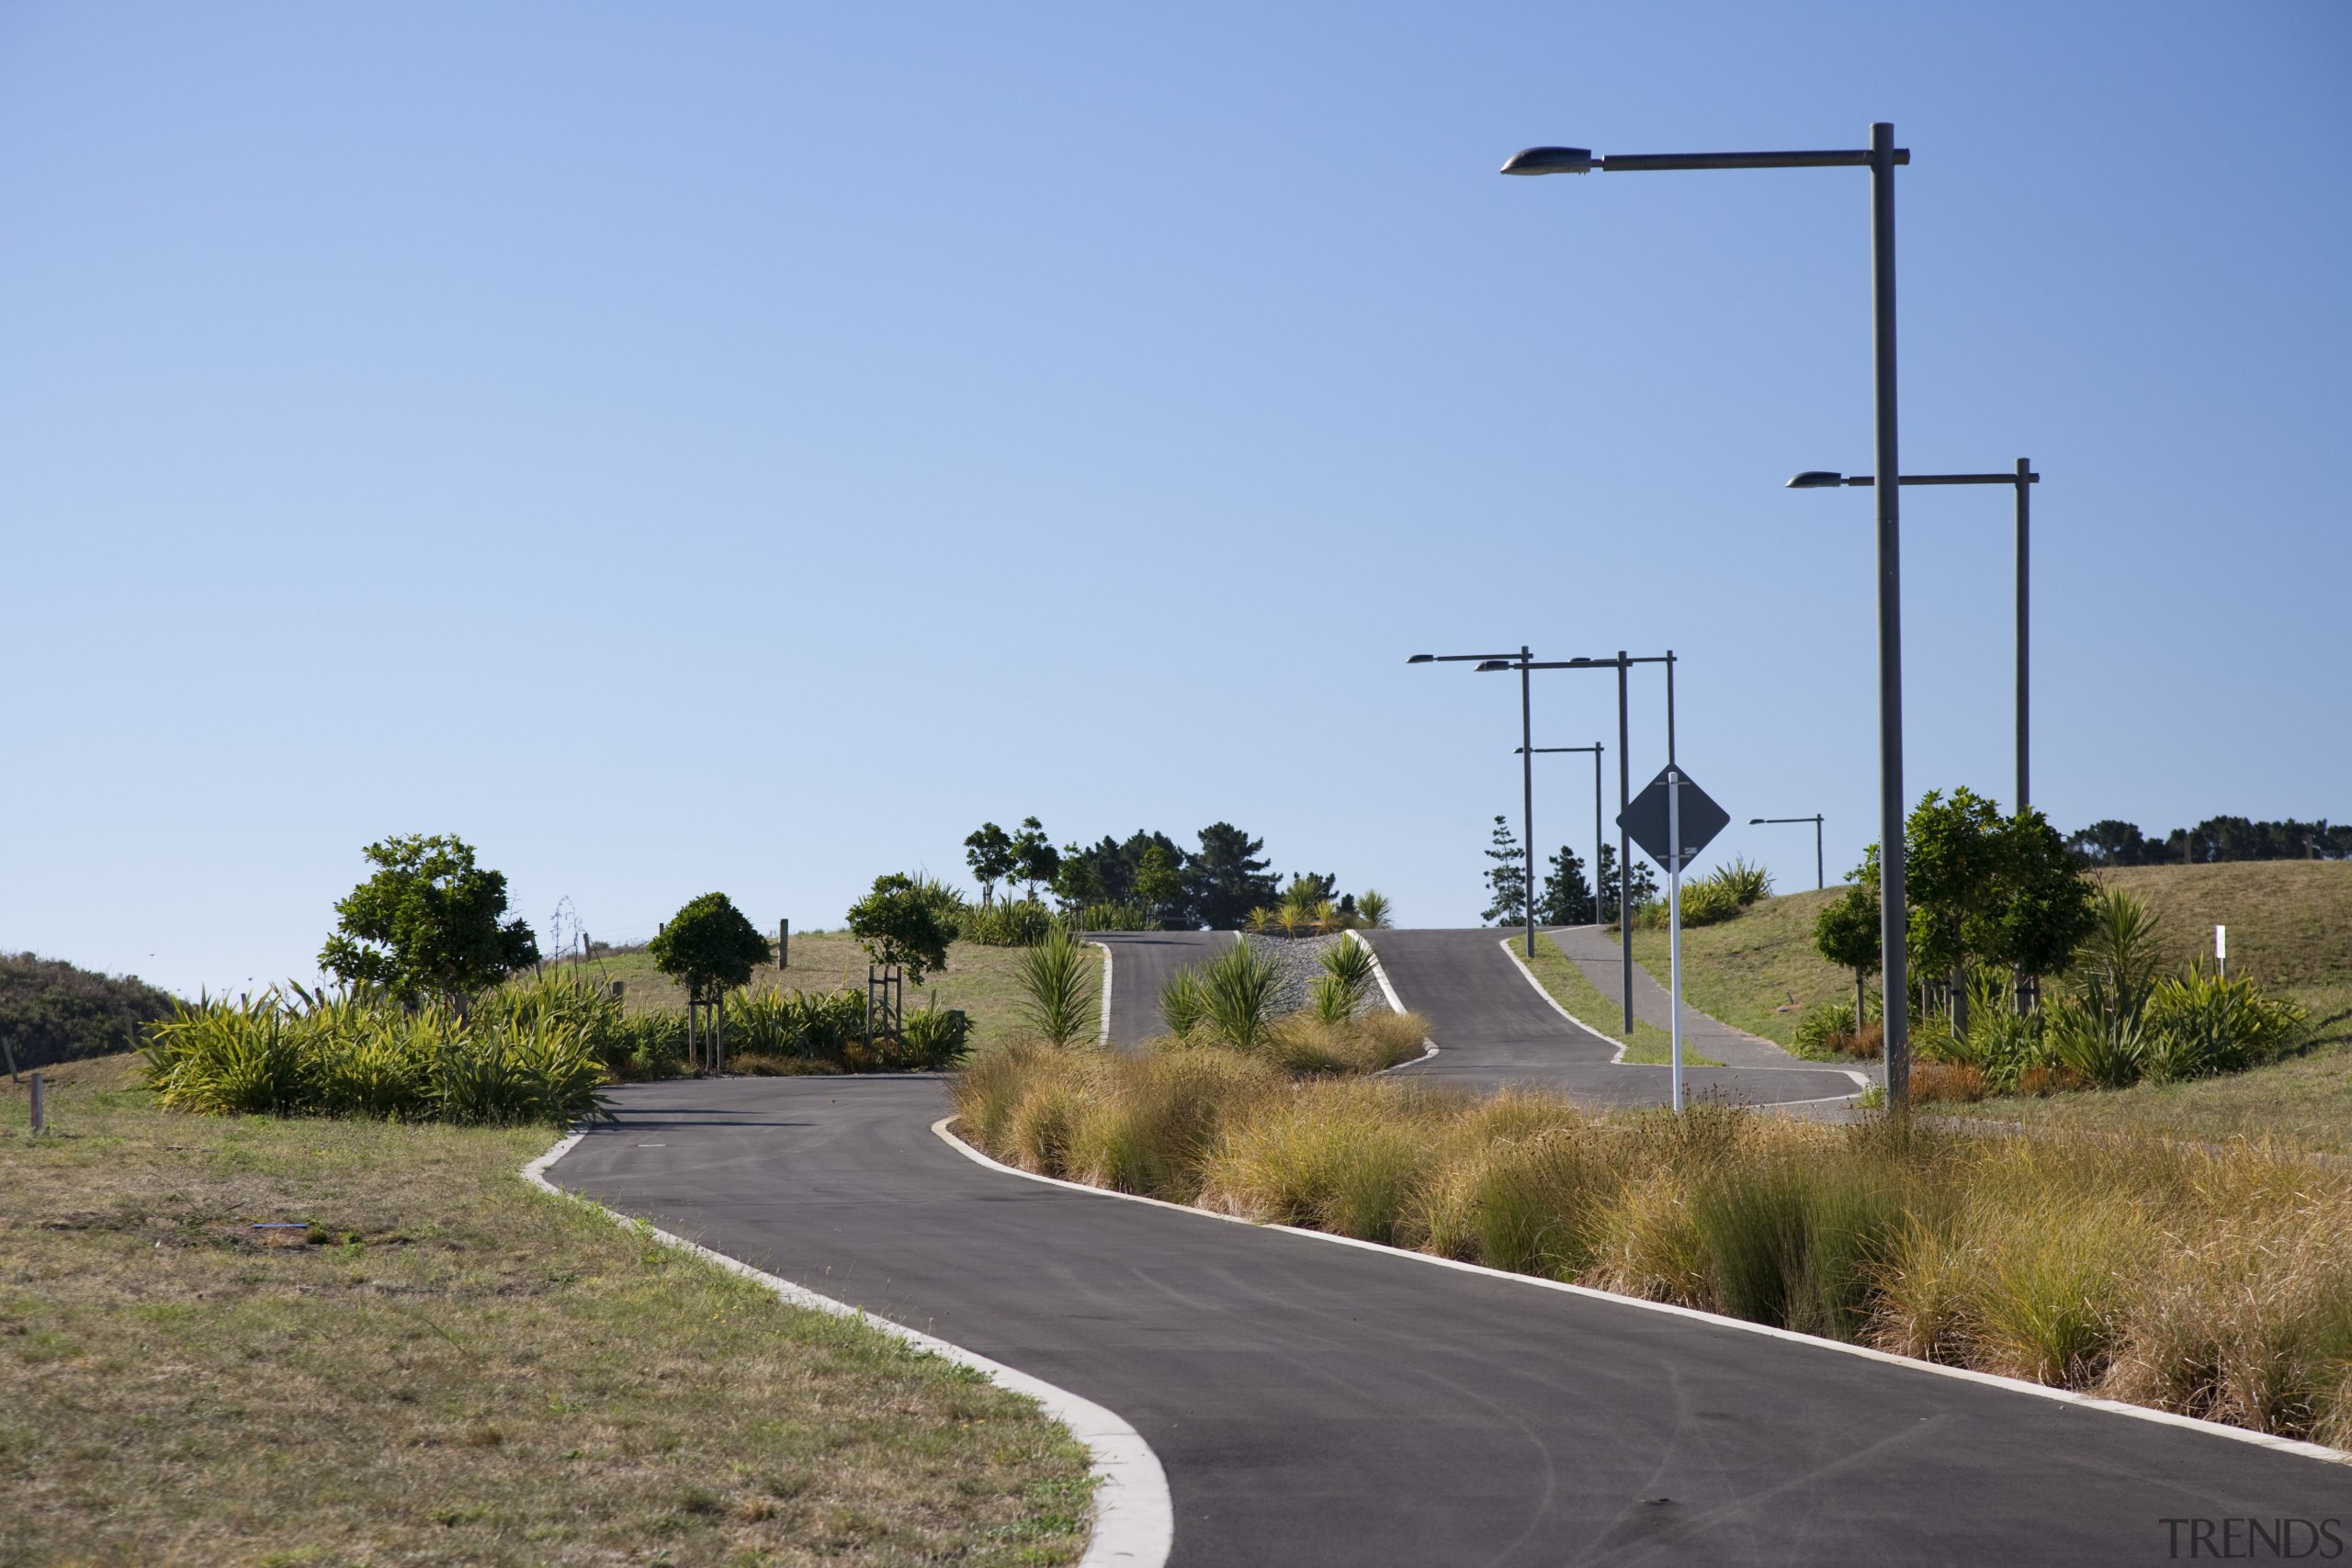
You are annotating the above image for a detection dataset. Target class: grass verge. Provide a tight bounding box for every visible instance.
[0,1056,1091,1566]
[1516,941,1720,1067]
[956,1045,2352,1447]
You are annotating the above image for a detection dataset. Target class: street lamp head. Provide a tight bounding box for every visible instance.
[1407,653,1434,664]
[1749,818,1765,824]
[1787,470,1845,490]
[1500,146,1597,176]
[1474,660,1513,672]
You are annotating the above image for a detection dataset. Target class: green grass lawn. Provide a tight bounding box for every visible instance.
[547,932,1060,1055]
[0,1056,1091,1566]
[1512,940,1719,1067]
[1621,863,2352,1144]
[1623,888,1851,1050]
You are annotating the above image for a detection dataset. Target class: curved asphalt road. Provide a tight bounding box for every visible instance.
[1092,930,1236,1046]
[549,1077,2352,1566]
[1365,928,1862,1108]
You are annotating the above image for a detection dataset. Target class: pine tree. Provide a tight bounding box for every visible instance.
[1481,815,1528,926]
[1536,845,1596,926]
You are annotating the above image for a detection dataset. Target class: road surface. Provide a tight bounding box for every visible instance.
[548,1077,2350,1566]
[1092,930,1235,1047]
[1365,928,1861,1108]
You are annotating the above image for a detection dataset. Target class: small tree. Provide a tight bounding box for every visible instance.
[1481,816,1527,927]
[845,874,954,985]
[1537,845,1595,926]
[649,893,774,1001]
[1813,859,1883,1024]
[320,833,539,1005]
[1010,817,1060,903]
[1132,842,1182,926]
[964,822,1015,907]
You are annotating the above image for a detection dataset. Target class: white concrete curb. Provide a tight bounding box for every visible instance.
[1497,934,1633,1065]
[1349,928,1408,1016]
[524,1133,1176,1567]
[1091,941,1114,1047]
[1350,930,1440,1075]
[931,1119,2349,1472]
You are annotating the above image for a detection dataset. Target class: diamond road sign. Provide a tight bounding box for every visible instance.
[1616,766,1729,873]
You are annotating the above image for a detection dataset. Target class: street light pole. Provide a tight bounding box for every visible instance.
[1409,648,1540,957]
[1751,815,1826,890]
[1487,651,1672,1038]
[1521,742,1605,928]
[1787,460,2040,816]
[1504,122,1915,1114]
[1519,646,1535,957]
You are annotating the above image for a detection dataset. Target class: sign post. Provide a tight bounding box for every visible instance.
[2216,924,2227,981]
[1617,764,1729,1114]
[1668,770,1684,1111]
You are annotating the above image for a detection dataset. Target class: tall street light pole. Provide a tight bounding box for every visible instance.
[1409,648,1538,957]
[1486,652,1672,1038]
[1521,743,1605,929]
[1502,123,1916,1116]
[1788,460,2039,814]
[1750,815,1826,890]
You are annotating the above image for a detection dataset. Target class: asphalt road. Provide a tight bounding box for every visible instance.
[1092,930,1236,1046]
[549,1076,2352,1566]
[1365,928,1862,1108]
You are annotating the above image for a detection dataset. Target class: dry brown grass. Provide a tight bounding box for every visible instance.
[0,1056,1091,1566]
[956,1046,2352,1446]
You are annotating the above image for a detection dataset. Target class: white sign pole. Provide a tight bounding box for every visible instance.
[2216,924,2227,980]
[1668,769,1684,1113]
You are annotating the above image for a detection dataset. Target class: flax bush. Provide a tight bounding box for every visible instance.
[142,987,611,1127]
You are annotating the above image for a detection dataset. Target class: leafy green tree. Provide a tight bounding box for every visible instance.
[1813,854,1883,1021]
[845,874,954,985]
[1536,845,1595,926]
[649,892,774,1001]
[1977,807,2098,984]
[1010,817,1060,903]
[1051,845,1103,913]
[320,834,538,1004]
[1184,822,1278,930]
[963,822,1015,906]
[1481,816,1528,927]
[1132,842,1183,925]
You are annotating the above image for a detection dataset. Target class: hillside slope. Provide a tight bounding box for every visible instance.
[1625,862,2352,1148]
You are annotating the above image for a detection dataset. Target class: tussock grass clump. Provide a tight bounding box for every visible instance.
[955,1046,2352,1443]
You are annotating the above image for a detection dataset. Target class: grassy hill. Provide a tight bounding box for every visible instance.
[1624,862,2352,1148]
[544,931,1053,1054]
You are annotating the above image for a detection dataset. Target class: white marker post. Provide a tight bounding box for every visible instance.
[2216,924,2227,981]
[1668,769,1684,1113]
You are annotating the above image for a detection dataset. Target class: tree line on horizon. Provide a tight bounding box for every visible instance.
[963,818,1308,931]
[2065,815,2352,867]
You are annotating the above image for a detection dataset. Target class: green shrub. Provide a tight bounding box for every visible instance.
[1075,901,1156,932]
[2143,967,2308,1082]
[141,990,611,1127]
[1159,967,1206,1039]
[963,899,1055,947]
[1015,926,1099,1046]
[1197,941,1283,1049]
[899,1007,972,1069]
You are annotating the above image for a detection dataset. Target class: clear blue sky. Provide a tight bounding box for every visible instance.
[4,2,2346,996]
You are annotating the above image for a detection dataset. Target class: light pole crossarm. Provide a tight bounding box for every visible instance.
[1794,471,2037,488]
[1503,147,1909,175]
